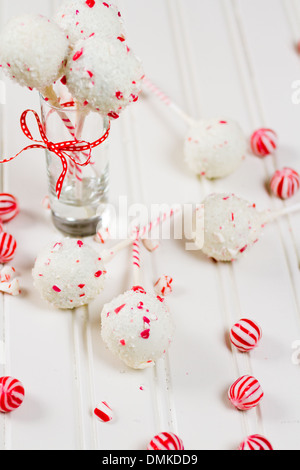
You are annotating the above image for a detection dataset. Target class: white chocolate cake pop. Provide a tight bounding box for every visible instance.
[0,14,69,92]
[64,34,144,118]
[101,286,175,369]
[32,238,106,309]
[184,118,246,179]
[193,193,265,262]
[55,0,126,47]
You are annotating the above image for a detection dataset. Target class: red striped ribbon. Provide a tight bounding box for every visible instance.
[0,109,111,199]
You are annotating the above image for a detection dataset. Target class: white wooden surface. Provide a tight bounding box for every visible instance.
[1,0,300,450]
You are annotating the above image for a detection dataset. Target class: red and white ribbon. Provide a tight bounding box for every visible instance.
[93,401,114,422]
[0,232,17,264]
[0,376,25,412]
[228,375,264,410]
[0,193,19,223]
[0,109,110,199]
[239,434,273,450]
[147,432,184,450]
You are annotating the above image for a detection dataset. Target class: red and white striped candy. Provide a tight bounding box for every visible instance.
[230,318,262,352]
[239,434,273,450]
[0,193,19,223]
[228,375,264,410]
[270,167,300,199]
[94,401,114,422]
[147,432,184,450]
[250,128,278,157]
[0,376,25,412]
[154,276,173,296]
[0,232,17,263]
[142,239,160,252]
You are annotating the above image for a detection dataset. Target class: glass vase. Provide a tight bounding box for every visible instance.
[40,95,110,237]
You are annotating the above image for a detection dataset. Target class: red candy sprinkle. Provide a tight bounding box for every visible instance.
[73,48,84,61]
[86,0,95,7]
[94,271,102,278]
[60,75,67,85]
[116,91,123,100]
[115,304,126,314]
[107,111,119,119]
[77,240,83,247]
[140,329,150,339]
[52,285,61,293]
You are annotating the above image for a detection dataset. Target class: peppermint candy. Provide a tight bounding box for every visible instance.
[239,434,273,450]
[270,167,300,199]
[0,232,17,263]
[94,227,111,244]
[0,376,25,412]
[250,128,277,157]
[154,276,173,296]
[0,193,19,223]
[142,239,160,252]
[228,375,264,410]
[94,401,114,422]
[230,318,262,352]
[147,432,184,450]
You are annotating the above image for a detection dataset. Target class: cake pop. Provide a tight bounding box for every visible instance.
[55,0,126,47]
[64,34,144,118]
[32,238,107,309]
[184,118,246,179]
[0,14,69,99]
[33,208,178,309]
[100,239,175,369]
[193,192,300,262]
[143,78,246,179]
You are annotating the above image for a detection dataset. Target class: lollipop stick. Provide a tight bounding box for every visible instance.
[142,77,196,127]
[268,202,300,222]
[132,237,142,286]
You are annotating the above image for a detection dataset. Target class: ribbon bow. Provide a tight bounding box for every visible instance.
[0,109,111,199]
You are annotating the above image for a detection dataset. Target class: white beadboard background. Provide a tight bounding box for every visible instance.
[1,0,300,450]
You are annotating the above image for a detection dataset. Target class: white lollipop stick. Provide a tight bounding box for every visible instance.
[143,77,196,127]
[265,202,300,222]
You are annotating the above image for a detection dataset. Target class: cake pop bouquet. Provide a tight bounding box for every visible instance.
[0,1,144,202]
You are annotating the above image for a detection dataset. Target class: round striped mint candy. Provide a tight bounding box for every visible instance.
[228,375,264,411]
[147,432,184,451]
[239,434,273,450]
[250,128,277,157]
[0,376,25,412]
[0,232,17,263]
[0,193,19,223]
[230,318,262,352]
[270,167,300,200]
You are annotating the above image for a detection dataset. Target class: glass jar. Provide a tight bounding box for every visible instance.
[40,94,110,237]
